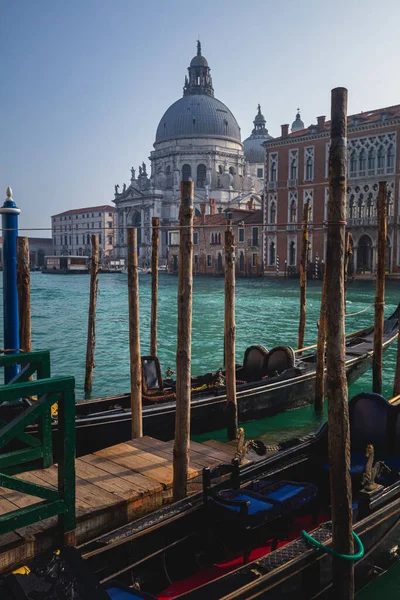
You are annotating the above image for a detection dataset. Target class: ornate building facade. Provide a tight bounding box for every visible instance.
[263,106,400,276]
[113,43,268,263]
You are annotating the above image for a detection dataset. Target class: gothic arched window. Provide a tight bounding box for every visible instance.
[197,164,206,188]
[270,202,276,224]
[357,198,365,219]
[359,149,366,172]
[368,148,375,171]
[305,156,313,180]
[289,241,296,266]
[182,164,192,181]
[377,146,385,170]
[387,145,395,170]
[290,160,297,180]
[349,151,357,176]
[349,196,355,219]
[388,191,394,216]
[290,200,297,222]
[269,242,276,266]
[270,163,277,182]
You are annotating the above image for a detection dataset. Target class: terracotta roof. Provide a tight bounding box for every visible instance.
[267,103,400,143]
[193,208,262,226]
[52,205,115,218]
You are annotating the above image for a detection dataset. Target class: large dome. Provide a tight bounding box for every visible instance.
[155,94,241,144]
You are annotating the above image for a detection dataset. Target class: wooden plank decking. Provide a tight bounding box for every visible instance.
[0,436,239,573]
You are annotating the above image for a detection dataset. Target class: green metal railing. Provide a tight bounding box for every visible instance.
[0,350,51,392]
[0,366,76,538]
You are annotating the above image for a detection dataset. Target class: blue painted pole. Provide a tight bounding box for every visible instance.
[0,187,21,383]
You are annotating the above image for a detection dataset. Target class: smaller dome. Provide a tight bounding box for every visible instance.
[291,108,305,133]
[243,104,273,164]
[190,40,208,67]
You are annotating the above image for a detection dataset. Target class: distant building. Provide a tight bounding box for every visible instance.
[113,42,267,264]
[167,208,263,277]
[263,106,400,276]
[0,237,52,269]
[51,205,115,258]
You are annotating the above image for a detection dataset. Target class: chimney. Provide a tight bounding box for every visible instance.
[247,199,254,211]
[200,202,206,224]
[281,124,289,138]
[209,198,216,215]
[317,116,326,132]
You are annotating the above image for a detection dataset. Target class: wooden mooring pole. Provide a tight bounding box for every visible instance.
[298,201,310,352]
[127,227,142,438]
[225,220,238,441]
[173,181,194,501]
[314,267,327,413]
[326,87,354,599]
[84,235,99,395]
[373,182,387,395]
[17,237,31,353]
[150,217,159,356]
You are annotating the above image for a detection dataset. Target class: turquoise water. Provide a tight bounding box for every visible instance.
[0,272,399,593]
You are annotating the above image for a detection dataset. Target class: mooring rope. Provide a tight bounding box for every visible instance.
[345,303,374,318]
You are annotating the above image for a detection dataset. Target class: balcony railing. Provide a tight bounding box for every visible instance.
[348,217,377,227]
[267,181,277,191]
[287,223,298,231]
[266,225,277,232]
[287,179,298,188]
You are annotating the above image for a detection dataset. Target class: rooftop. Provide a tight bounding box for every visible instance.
[267,103,400,144]
[52,205,115,218]
[193,208,262,226]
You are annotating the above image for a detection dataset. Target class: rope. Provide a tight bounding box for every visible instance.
[345,303,374,317]
[301,525,364,561]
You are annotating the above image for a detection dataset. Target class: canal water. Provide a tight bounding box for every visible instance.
[0,272,399,594]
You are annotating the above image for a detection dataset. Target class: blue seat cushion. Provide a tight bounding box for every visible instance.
[324,452,368,475]
[105,584,155,599]
[247,479,318,513]
[210,489,281,524]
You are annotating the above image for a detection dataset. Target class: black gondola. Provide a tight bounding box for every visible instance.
[4,391,400,599]
[61,306,398,456]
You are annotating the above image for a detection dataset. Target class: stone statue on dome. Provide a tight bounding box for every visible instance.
[142,162,147,175]
[114,184,120,195]
[122,183,126,193]
[131,167,136,180]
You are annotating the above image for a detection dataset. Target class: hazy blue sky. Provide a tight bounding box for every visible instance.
[1,0,399,235]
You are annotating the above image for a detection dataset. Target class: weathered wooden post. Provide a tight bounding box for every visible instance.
[17,237,32,353]
[127,227,142,438]
[314,267,327,412]
[326,87,354,599]
[373,182,387,395]
[173,181,194,501]
[298,201,310,352]
[224,220,238,440]
[393,311,400,396]
[150,217,159,356]
[84,235,99,395]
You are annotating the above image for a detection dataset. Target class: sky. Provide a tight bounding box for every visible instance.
[1,0,400,236]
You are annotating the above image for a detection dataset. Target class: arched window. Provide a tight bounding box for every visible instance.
[367,195,375,218]
[387,145,395,170]
[357,198,365,219]
[368,148,375,171]
[377,146,385,170]
[305,156,313,180]
[289,241,296,266]
[239,251,245,272]
[196,164,206,188]
[229,166,236,175]
[182,164,192,181]
[270,163,277,182]
[290,200,297,222]
[359,149,366,172]
[270,202,276,224]
[269,242,276,266]
[349,195,355,218]
[290,160,297,180]
[218,165,223,174]
[349,151,357,176]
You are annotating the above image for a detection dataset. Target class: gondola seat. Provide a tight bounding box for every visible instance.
[236,345,269,382]
[141,356,164,398]
[104,582,156,599]
[265,346,295,377]
[247,479,318,517]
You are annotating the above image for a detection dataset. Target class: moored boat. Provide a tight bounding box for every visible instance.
[4,391,400,599]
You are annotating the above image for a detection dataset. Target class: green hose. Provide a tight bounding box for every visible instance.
[301,525,364,561]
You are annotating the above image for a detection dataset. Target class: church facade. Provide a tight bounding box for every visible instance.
[113,43,270,263]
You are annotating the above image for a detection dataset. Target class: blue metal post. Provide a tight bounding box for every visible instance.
[0,187,21,383]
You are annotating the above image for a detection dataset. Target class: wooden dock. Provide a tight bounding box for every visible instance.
[0,436,241,573]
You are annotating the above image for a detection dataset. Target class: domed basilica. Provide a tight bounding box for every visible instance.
[113,43,271,261]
